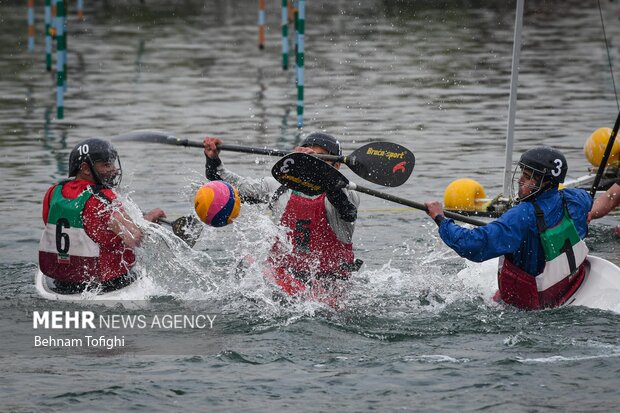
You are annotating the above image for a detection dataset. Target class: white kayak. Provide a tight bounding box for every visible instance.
[35,270,154,302]
[457,255,620,314]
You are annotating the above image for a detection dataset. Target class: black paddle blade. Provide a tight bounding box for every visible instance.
[346,142,415,187]
[271,153,350,196]
[170,215,203,247]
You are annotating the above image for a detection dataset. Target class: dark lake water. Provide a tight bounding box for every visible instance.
[1,0,619,411]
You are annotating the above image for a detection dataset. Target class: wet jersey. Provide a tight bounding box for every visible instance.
[498,203,588,309]
[437,187,591,309]
[268,192,355,294]
[438,188,591,273]
[39,180,135,283]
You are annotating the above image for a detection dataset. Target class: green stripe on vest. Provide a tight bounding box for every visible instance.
[539,210,581,261]
[47,184,93,229]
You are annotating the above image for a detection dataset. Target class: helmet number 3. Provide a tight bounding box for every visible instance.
[552,158,563,177]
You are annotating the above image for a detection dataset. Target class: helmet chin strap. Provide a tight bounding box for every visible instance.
[75,160,101,185]
[86,162,107,188]
[84,159,121,189]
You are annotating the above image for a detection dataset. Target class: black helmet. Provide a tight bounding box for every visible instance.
[512,146,567,202]
[518,146,567,184]
[68,138,122,188]
[300,132,342,157]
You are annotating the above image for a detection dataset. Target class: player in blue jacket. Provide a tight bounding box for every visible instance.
[425,146,592,310]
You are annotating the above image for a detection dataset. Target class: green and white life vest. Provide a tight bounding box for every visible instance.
[38,185,100,282]
[532,202,588,292]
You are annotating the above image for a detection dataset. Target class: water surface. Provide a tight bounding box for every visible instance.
[1,0,619,411]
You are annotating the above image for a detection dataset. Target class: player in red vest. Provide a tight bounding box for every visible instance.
[425,147,592,309]
[203,132,361,305]
[39,138,166,293]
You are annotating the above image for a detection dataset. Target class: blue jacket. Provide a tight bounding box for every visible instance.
[438,187,592,276]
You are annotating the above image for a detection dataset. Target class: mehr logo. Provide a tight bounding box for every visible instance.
[33,311,218,330]
[33,311,96,329]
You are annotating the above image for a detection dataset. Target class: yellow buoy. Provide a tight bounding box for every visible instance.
[444,178,487,211]
[584,127,620,167]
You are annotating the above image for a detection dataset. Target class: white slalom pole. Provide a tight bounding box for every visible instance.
[258,0,265,49]
[502,0,524,197]
[77,0,84,20]
[28,0,35,51]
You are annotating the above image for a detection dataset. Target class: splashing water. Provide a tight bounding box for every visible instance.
[116,190,499,329]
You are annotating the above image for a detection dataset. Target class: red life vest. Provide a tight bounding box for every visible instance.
[267,192,354,297]
[497,257,586,309]
[39,181,135,283]
[497,203,588,310]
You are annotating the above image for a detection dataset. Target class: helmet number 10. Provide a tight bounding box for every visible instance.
[77,144,90,156]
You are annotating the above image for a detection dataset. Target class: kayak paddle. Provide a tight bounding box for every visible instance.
[158,215,203,247]
[112,130,415,188]
[589,110,620,198]
[271,152,487,227]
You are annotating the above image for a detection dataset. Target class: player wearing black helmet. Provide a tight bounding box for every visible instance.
[425,146,592,310]
[68,138,123,188]
[299,132,343,157]
[203,132,360,306]
[39,138,166,293]
[512,146,568,202]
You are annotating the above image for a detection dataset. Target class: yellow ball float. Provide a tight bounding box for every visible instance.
[583,127,620,167]
[444,178,488,211]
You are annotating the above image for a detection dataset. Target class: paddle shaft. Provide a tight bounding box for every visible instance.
[349,183,487,227]
[220,143,347,163]
[216,142,411,187]
[162,137,346,163]
[220,144,350,164]
[114,130,414,187]
[590,110,620,198]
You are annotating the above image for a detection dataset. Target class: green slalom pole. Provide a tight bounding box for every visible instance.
[281,0,288,70]
[45,0,52,71]
[55,0,65,119]
[293,1,298,57]
[63,0,68,91]
[296,0,305,128]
